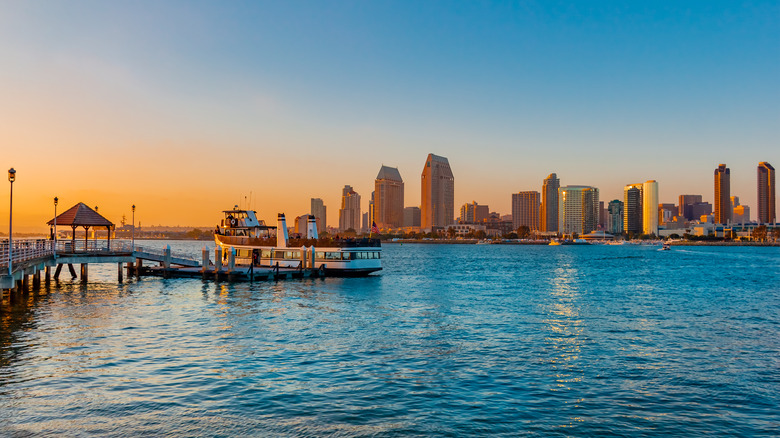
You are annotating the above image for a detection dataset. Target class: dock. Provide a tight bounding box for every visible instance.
[1,239,325,298]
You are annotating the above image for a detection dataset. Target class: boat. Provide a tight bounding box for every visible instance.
[214,207,382,276]
[661,242,671,251]
[548,240,561,246]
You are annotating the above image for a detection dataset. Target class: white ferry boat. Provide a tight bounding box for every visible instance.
[214,207,382,276]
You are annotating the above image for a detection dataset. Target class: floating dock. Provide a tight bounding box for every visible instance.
[139,264,325,281]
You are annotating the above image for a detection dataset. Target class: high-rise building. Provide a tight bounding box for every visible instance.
[338,185,361,232]
[607,200,624,234]
[459,201,489,223]
[623,183,643,234]
[368,191,375,229]
[512,191,540,231]
[558,185,599,235]
[541,173,560,232]
[403,207,421,227]
[421,154,454,230]
[757,161,776,224]
[714,164,731,224]
[374,165,404,229]
[643,180,659,236]
[679,194,703,220]
[599,201,608,230]
[310,198,326,232]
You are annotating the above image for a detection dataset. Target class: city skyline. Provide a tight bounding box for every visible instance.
[1,2,778,231]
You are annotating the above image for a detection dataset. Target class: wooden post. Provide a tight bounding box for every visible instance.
[117,263,123,283]
[214,248,222,281]
[136,258,143,277]
[127,262,134,278]
[33,270,41,290]
[54,264,63,280]
[22,274,29,292]
[202,247,209,279]
[45,265,51,284]
[80,264,88,284]
[67,263,77,279]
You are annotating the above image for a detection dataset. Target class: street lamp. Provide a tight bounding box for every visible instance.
[132,204,135,251]
[54,197,58,257]
[8,168,15,277]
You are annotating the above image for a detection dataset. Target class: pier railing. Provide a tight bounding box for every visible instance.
[0,239,55,268]
[56,239,134,254]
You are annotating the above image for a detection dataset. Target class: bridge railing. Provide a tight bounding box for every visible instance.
[0,239,55,268]
[134,245,194,261]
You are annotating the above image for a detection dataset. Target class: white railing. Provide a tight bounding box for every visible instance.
[134,245,193,261]
[0,239,55,268]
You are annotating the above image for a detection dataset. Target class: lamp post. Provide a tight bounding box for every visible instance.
[8,168,15,277]
[132,205,135,251]
[54,197,58,257]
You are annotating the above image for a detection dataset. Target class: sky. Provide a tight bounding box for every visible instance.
[0,0,778,232]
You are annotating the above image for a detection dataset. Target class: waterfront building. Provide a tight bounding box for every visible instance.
[714,164,731,224]
[310,198,326,232]
[679,194,703,220]
[757,161,776,224]
[607,200,624,234]
[362,212,369,233]
[558,185,599,235]
[403,207,421,227]
[541,173,560,232]
[643,180,659,235]
[338,185,361,232]
[511,191,540,231]
[421,154,455,230]
[459,201,489,223]
[690,202,712,221]
[623,184,643,234]
[374,166,404,229]
[659,203,677,224]
[599,201,608,230]
[368,191,375,230]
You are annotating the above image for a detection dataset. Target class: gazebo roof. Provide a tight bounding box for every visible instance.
[47,202,114,227]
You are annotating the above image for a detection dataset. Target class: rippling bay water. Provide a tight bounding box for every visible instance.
[1,242,778,436]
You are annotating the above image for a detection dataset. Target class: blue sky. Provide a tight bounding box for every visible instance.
[1,1,778,228]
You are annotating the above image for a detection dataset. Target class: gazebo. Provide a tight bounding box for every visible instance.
[47,202,114,251]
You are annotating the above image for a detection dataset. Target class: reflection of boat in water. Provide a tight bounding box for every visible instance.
[215,207,382,276]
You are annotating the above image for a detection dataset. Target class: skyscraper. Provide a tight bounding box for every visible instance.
[310,198,326,232]
[421,154,454,230]
[714,164,731,224]
[512,191,540,231]
[338,185,361,232]
[403,207,421,227]
[623,183,643,234]
[541,173,560,232]
[757,161,775,224]
[642,180,659,236]
[558,185,599,235]
[374,165,404,229]
[607,200,624,234]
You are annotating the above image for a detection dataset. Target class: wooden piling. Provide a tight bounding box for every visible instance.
[45,266,51,285]
[117,263,123,283]
[80,264,88,284]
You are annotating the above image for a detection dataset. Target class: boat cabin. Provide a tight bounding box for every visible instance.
[217,207,276,238]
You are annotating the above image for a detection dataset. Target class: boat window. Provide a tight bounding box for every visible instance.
[344,253,354,260]
[261,250,272,259]
[325,252,340,260]
[316,251,324,259]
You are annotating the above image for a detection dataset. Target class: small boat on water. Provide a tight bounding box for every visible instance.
[214,207,382,276]
[661,242,671,250]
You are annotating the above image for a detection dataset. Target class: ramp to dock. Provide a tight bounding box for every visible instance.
[134,247,201,267]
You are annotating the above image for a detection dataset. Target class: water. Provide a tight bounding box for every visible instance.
[1,242,778,436]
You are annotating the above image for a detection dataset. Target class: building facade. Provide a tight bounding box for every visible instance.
[512,191,540,231]
[558,185,599,235]
[310,198,326,232]
[421,154,455,230]
[403,206,421,227]
[714,164,731,225]
[338,185,361,232]
[607,200,624,234]
[541,173,560,232]
[374,165,405,229]
[757,161,776,224]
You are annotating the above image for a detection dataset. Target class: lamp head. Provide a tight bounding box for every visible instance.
[8,168,15,182]
[54,196,58,206]
[132,204,136,212]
